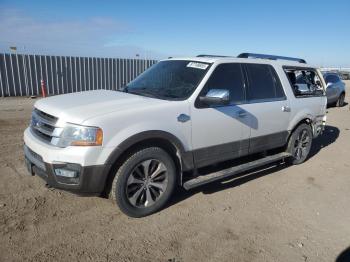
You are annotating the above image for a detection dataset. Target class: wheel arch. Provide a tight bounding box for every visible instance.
[102,131,194,196]
[291,118,312,131]
[287,117,312,143]
[288,108,315,133]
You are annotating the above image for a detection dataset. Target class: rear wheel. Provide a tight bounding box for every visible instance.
[109,147,176,217]
[287,124,313,165]
[336,93,345,107]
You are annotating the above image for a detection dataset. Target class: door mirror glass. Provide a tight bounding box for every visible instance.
[199,89,230,106]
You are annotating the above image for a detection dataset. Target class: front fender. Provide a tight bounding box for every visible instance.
[104,130,195,184]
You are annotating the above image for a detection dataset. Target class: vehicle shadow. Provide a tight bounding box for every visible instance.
[327,101,348,108]
[336,246,350,262]
[308,125,339,159]
[215,105,259,130]
[165,125,340,209]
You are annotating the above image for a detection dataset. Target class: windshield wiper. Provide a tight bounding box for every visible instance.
[122,86,177,100]
[128,90,160,99]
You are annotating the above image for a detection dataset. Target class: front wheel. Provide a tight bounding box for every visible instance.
[109,147,176,217]
[286,124,313,165]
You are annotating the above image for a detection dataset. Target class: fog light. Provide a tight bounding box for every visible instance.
[54,168,78,178]
[53,163,81,185]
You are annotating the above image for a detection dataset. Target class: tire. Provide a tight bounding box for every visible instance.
[109,147,176,217]
[286,124,313,165]
[336,93,345,107]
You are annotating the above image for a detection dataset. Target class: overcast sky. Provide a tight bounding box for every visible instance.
[1,0,350,67]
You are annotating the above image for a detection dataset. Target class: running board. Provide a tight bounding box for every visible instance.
[183,152,291,190]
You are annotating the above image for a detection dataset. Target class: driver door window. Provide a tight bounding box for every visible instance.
[198,63,246,106]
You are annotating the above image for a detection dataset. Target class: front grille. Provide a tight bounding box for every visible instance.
[30,108,59,144]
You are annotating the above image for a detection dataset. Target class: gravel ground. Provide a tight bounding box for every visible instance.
[1,82,350,262]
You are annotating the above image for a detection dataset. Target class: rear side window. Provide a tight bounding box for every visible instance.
[284,68,324,97]
[200,63,245,104]
[245,64,285,102]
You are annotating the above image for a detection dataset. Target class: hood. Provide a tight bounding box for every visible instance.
[34,90,167,124]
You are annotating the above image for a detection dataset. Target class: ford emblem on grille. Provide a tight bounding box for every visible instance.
[31,114,42,128]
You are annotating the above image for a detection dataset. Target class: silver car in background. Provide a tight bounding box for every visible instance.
[323,72,346,107]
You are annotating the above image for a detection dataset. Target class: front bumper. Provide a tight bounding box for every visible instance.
[24,144,111,194]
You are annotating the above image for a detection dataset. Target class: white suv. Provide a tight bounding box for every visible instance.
[24,53,327,217]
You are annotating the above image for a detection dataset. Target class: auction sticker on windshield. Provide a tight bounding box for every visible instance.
[187,62,209,70]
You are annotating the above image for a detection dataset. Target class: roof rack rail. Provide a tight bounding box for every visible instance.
[197,54,231,58]
[237,53,306,64]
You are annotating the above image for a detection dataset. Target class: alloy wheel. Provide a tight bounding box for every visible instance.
[126,159,168,208]
[293,129,311,160]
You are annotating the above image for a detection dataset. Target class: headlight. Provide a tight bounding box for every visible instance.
[52,124,103,147]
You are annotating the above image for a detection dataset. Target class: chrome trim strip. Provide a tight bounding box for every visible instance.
[32,110,57,126]
[32,124,54,137]
[30,108,60,145]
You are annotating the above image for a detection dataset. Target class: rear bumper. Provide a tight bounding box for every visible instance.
[24,144,111,194]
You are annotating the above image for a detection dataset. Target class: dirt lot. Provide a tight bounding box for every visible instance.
[1,83,350,262]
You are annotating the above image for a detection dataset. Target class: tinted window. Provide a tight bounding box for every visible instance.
[270,68,285,98]
[246,64,284,101]
[201,63,245,104]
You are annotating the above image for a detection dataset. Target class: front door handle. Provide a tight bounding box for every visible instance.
[238,110,247,118]
[282,106,291,112]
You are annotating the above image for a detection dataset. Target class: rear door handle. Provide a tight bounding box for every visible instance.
[282,106,291,112]
[238,110,247,118]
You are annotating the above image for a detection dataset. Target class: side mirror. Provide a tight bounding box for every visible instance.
[326,82,332,88]
[199,89,230,106]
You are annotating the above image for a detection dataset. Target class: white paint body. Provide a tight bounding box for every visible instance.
[23,56,327,167]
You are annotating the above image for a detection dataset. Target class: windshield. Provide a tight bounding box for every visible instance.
[123,60,211,100]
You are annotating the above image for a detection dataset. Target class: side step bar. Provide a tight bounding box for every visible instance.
[183,152,291,190]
